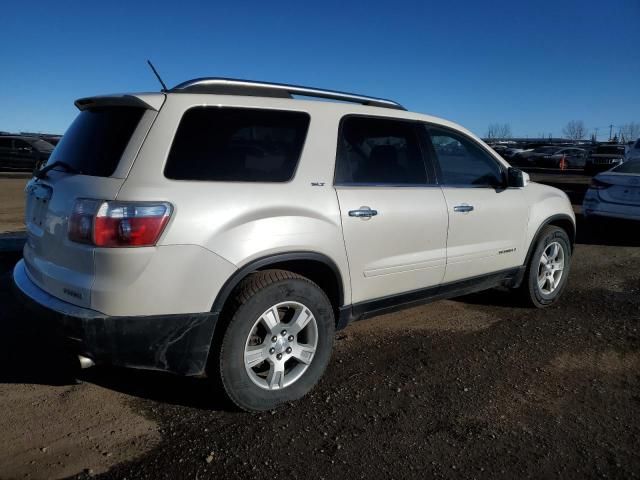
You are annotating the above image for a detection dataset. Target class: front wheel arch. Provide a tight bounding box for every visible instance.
[523,214,575,270]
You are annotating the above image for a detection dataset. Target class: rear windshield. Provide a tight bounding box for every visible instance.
[595,145,625,155]
[47,107,145,177]
[612,160,640,174]
[165,107,310,182]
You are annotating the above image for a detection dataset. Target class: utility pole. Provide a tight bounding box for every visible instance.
[594,127,599,141]
[609,124,614,141]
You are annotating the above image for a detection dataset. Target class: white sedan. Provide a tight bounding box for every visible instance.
[583,160,640,221]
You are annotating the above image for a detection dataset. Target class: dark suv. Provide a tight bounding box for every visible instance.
[0,135,55,171]
[585,144,628,174]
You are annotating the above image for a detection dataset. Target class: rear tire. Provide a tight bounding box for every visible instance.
[518,226,571,308]
[211,270,335,411]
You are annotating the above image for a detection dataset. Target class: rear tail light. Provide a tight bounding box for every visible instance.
[69,199,172,247]
[589,178,611,190]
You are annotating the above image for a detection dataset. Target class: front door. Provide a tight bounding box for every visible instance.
[334,116,449,304]
[426,126,528,283]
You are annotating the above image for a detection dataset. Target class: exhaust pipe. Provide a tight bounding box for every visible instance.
[78,355,95,369]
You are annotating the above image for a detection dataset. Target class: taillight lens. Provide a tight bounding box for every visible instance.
[69,199,172,247]
[589,178,611,190]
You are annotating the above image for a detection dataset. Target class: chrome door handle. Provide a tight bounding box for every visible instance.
[349,207,378,218]
[453,204,474,213]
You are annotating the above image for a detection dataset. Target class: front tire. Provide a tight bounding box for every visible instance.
[212,270,335,411]
[518,225,572,308]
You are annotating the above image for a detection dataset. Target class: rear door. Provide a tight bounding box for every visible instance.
[334,116,448,305]
[23,101,160,307]
[426,126,528,283]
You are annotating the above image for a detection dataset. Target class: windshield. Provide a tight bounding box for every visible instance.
[46,107,145,177]
[595,145,625,155]
[612,160,640,174]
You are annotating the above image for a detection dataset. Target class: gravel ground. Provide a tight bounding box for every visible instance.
[0,174,639,479]
[0,176,28,233]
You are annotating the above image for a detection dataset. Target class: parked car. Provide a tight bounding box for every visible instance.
[585,144,628,174]
[489,144,510,157]
[41,135,62,146]
[511,145,559,167]
[13,78,575,411]
[537,147,588,169]
[625,138,640,161]
[503,147,529,160]
[0,135,54,171]
[583,159,640,221]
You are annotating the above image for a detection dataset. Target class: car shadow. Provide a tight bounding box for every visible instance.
[576,214,640,247]
[78,367,229,411]
[0,253,232,411]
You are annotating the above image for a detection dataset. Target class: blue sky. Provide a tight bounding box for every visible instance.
[1,0,638,139]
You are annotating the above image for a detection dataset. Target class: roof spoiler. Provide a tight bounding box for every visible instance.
[74,94,165,111]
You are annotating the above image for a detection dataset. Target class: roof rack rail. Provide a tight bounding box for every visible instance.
[169,77,406,111]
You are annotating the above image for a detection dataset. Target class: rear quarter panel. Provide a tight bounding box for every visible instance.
[115,95,351,310]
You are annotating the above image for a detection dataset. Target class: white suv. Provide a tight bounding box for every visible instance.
[13,78,575,411]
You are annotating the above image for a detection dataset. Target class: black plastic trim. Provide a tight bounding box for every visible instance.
[211,252,345,315]
[338,267,524,327]
[12,274,218,376]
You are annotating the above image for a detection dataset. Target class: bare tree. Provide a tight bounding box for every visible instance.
[562,120,587,140]
[486,123,512,140]
[620,122,640,142]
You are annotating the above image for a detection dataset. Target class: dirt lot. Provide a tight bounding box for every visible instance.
[0,174,639,479]
[0,175,29,234]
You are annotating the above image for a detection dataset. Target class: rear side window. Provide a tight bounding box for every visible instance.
[48,107,145,177]
[334,116,428,185]
[165,107,310,182]
[428,127,504,187]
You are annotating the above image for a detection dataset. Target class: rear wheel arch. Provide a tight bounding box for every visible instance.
[211,252,345,321]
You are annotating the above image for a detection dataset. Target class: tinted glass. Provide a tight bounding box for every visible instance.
[165,107,310,182]
[335,116,427,185]
[429,128,504,187]
[612,160,640,173]
[0,138,11,148]
[595,145,626,154]
[48,107,145,177]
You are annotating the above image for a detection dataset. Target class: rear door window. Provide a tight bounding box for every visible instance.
[334,116,430,185]
[48,107,145,177]
[165,107,310,182]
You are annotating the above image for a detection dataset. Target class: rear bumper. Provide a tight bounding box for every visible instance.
[582,197,640,222]
[12,259,218,376]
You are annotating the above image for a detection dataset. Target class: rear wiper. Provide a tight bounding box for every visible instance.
[34,161,80,179]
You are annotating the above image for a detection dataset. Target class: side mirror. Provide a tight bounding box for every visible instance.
[507,167,529,188]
